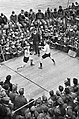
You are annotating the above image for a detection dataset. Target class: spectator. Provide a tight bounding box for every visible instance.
[3,75,12,91]
[9,84,18,104]
[18,9,26,27]
[0,13,8,25]
[14,88,27,109]
[28,9,36,22]
[36,9,44,20]
[58,6,64,17]
[10,11,18,23]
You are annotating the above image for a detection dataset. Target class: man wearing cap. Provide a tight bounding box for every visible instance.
[39,40,55,69]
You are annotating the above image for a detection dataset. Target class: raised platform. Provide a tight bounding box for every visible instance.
[0,49,79,100]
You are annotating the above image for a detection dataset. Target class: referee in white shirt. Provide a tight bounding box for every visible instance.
[39,40,55,69]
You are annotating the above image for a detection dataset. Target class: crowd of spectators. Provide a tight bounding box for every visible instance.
[0,75,79,119]
[1,1,79,119]
[1,2,79,61]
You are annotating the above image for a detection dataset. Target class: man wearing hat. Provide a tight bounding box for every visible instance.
[38,40,55,69]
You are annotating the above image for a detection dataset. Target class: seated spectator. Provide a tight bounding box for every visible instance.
[28,9,36,22]
[72,78,79,93]
[14,88,27,110]
[45,8,51,19]
[24,10,29,18]
[0,13,8,25]
[13,88,28,118]
[9,84,18,104]
[10,11,18,23]
[4,44,11,60]
[64,78,71,88]
[36,9,44,20]
[71,2,75,9]
[18,9,26,27]
[58,6,64,17]
[75,2,79,9]
[16,44,23,56]
[3,75,12,91]
[73,78,78,87]
[0,96,11,119]
[58,85,64,94]
[53,8,58,19]
[54,97,66,119]
[49,90,58,106]
[10,44,17,58]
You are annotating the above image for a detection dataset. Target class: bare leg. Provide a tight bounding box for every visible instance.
[49,53,55,65]
[29,57,35,66]
[17,64,26,70]
[38,55,43,69]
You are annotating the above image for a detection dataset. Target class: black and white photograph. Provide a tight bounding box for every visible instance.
[0,0,79,118]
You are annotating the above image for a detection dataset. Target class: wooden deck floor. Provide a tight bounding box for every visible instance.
[0,49,79,100]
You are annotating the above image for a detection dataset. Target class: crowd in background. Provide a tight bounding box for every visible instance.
[0,1,79,119]
[1,2,79,61]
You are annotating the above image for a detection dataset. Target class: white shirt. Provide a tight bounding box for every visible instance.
[42,44,50,54]
[24,48,30,57]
